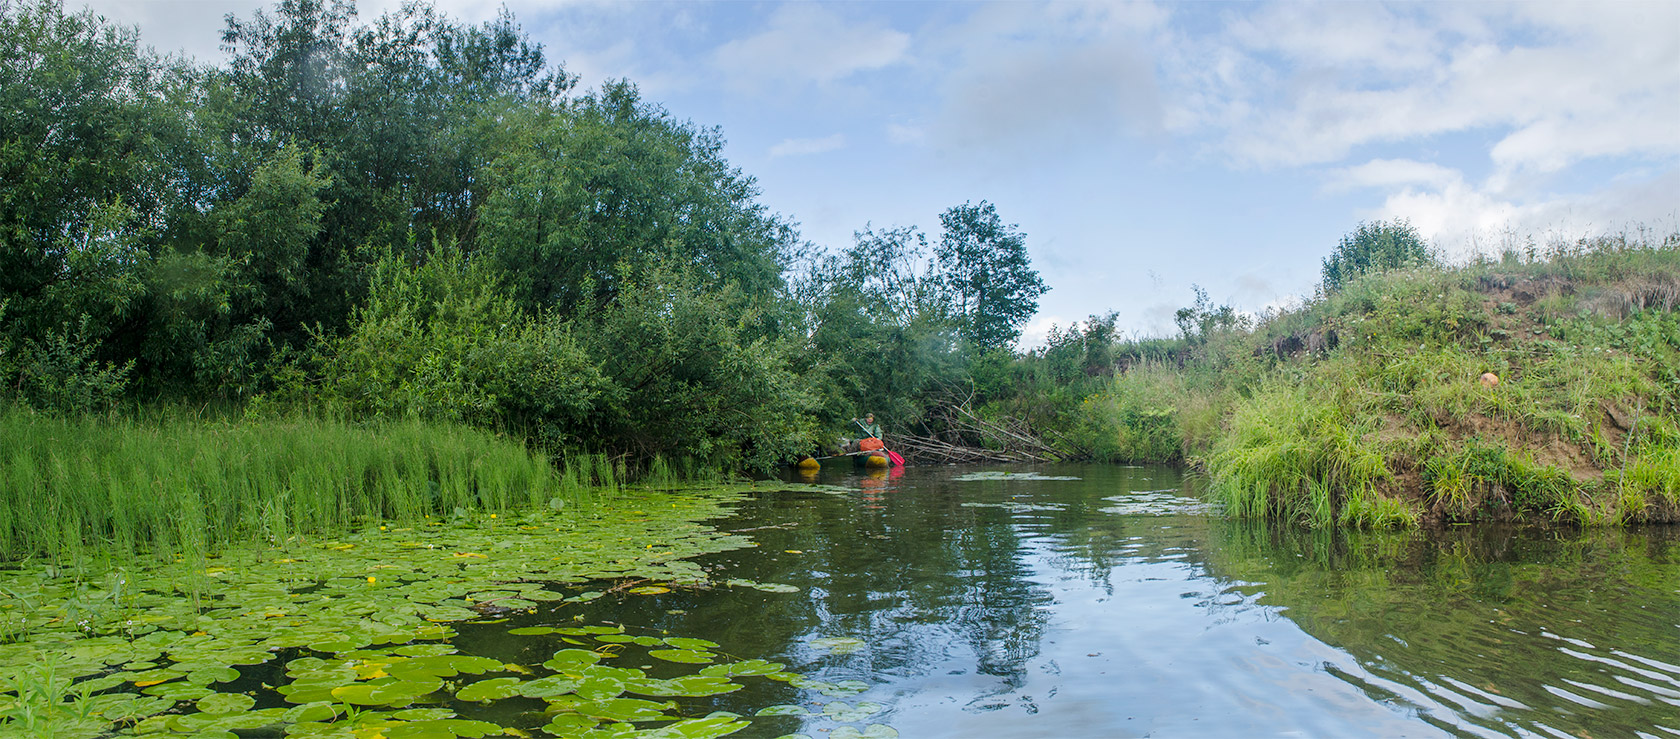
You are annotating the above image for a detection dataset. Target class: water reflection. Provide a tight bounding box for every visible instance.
[473,464,1678,738]
[1204,520,1680,737]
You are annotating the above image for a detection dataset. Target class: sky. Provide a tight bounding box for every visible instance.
[80,0,1680,346]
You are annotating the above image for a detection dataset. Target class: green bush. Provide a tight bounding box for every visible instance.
[1321,220,1436,293]
[268,242,605,446]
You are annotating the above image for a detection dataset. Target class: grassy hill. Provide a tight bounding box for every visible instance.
[1074,237,1679,526]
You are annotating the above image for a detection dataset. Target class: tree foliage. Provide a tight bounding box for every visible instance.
[934,201,1048,350]
[0,0,1071,471]
[1321,219,1436,293]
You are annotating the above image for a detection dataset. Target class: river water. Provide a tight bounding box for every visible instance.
[469,463,1680,738]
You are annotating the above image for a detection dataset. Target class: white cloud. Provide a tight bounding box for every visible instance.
[1016,313,1067,351]
[769,134,847,158]
[712,5,909,92]
[1177,2,1680,172]
[79,0,267,61]
[886,123,925,146]
[1328,159,1462,192]
[1368,167,1680,259]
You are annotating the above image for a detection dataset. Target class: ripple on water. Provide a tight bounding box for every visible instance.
[1099,489,1216,516]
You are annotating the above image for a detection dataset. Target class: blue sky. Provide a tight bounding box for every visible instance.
[86,0,1680,345]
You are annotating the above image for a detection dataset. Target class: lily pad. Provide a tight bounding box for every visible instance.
[517,674,581,698]
[383,718,504,738]
[542,648,603,671]
[809,637,866,655]
[699,659,784,677]
[823,701,883,722]
[574,697,679,722]
[196,692,257,714]
[387,654,502,681]
[543,713,601,736]
[574,675,627,702]
[830,726,899,739]
[951,471,1080,481]
[641,715,752,738]
[455,676,524,701]
[331,677,443,706]
[626,676,741,697]
[662,637,719,651]
[649,649,715,664]
[725,579,801,593]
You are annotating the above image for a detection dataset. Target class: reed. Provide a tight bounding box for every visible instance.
[0,407,573,564]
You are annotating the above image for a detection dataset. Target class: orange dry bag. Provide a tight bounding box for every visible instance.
[859,437,884,452]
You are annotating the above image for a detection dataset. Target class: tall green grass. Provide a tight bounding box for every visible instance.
[1204,382,1417,527]
[0,406,574,565]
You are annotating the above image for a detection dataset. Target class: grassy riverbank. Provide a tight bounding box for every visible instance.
[1071,239,1679,526]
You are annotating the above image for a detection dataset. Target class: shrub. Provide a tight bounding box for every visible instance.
[1321,220,1436,293]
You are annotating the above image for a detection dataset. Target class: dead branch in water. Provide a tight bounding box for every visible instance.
[891,384,1082,464]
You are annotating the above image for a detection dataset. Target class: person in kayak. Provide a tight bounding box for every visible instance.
[844,413,883,453]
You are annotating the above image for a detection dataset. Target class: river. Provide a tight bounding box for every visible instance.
[462,462,1680,738]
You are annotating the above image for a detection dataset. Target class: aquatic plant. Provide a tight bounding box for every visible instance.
[0,408,571,565]
[0,482,887,737]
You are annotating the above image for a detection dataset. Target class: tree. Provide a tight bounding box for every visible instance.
[832,224,943,327]
[478,81,793,316]
[1321,220,1436,293]
[934,201,1047,350]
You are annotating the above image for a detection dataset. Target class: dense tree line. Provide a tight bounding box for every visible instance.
[0,0,1050,471]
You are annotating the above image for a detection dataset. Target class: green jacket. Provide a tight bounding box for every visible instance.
[856,420,882,438]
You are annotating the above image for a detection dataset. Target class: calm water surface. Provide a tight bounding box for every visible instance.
[467,463,1680,737]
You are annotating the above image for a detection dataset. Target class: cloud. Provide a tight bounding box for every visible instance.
[1016,313,1067,351]
[1367,166,1680,259]
[712,5,909,92]
[79,0,268,61]
[886,123,926,146]
[1327,159,1462,192]
[769,134,847,158]
[938,43,1161,153]
[1176,2,1680,173]
[917,2,1166,161]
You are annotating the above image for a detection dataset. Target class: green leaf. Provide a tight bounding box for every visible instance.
[642,716,751,738]
[648,649,714,664]
[823,701,882,722]
[575,676,626,702]
[809,637,865,655]
[574,697,678,722]
[661,637,719,651]
[387,654,502,681]
[384,719,504,738]
[455,677,524,701]
[754,705,808,716]
[517,675,581,698]
[543,713,600,736]
[626,676,741,697]
[699,659,783,678]
[196,692,257,714]
[543,648,604,671]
